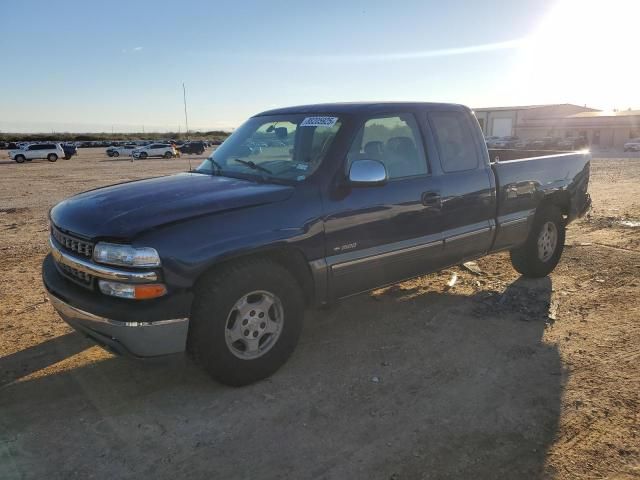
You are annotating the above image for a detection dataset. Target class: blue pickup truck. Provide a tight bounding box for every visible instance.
[43,102,591,385]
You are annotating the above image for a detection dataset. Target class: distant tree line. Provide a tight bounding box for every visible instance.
[0,131,230,142]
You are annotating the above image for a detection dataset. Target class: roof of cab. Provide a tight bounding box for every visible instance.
[254,102,467,117]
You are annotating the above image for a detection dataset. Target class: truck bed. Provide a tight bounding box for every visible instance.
[489,150,591,251]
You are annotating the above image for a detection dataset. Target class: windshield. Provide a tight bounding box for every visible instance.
[196,114,342,182]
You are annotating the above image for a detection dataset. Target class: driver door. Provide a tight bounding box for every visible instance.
[323,113,444,299]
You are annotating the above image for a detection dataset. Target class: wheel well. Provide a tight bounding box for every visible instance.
[196,248,315,305]
[541,191,570,217]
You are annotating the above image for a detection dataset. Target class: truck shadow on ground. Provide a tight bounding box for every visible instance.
[0,333,92,387]
[0,276,562,480]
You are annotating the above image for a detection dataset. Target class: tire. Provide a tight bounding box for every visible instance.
[164,151,173,159]
[188,258,305,386]
[139,152,148,159]
[197,149,204,155]
[14,155,26,163]
[510,205,565,278]
[47,153,58,162]
[113,151,120,157]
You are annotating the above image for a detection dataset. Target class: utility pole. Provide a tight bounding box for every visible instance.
[183,82,190,140]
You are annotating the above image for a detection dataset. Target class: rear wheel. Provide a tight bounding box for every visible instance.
[47,153,58,162]
[510,205,565,278]
[14,155,25,163]
[188,259,304,386]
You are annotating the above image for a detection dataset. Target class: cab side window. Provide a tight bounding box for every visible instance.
[347,114,428,179]
[429,111,479,172]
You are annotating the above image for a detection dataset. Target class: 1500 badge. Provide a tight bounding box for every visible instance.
[333,242,358,252]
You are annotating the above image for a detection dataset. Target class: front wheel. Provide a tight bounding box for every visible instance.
[139,152,148,159]
[510,205,565,278]
[113,151,120,157]
[47,153,58,162]
[188,259,304,386]
[164,151,173,158]
[14,155,26,163]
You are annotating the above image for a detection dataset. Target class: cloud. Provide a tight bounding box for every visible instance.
[294,38,527,64]
[122,46,143,54]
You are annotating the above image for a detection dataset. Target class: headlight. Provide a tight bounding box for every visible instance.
[93,242,161,267]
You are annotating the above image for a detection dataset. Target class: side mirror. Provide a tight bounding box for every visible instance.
[348,159,388,186]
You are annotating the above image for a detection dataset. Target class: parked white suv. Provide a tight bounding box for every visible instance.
[132,143,176,159]
[9,143,65,163]
[623,138,640,152]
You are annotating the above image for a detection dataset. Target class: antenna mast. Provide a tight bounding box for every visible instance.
[183,82,190,139]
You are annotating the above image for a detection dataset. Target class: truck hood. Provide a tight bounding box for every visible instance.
[50,173,294,239]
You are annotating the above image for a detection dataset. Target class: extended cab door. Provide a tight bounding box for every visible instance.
[425,107,496,264]
[323,112,444,299]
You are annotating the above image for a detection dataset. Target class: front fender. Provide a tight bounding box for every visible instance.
[134,187,325,290]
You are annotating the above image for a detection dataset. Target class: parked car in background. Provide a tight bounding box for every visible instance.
[557,136,588,151]
[530,137,561,149]
[493,136,520,148]
[61,144,78,159]
[8,143,65,163]
[106,145,138,157]
[178,141,206,155]
[623,138,640,152]
[132,143,176,159]
[484,136,501,148]
[514,138,531,149]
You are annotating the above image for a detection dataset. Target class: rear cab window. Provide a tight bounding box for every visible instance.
[428,111,479,173]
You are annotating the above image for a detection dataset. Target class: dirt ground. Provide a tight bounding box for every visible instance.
[0,149,638,479]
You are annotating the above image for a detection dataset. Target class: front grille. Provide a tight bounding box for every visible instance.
[51,225,96,289]
[58,262,94,288]
[51,225,94,258]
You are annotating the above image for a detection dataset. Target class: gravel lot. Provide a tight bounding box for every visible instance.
[0,149,638,479]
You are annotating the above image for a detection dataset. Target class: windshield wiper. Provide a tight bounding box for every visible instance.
[234,158,272,175]
[207,157,224,174]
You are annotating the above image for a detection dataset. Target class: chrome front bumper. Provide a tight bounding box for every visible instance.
[47,291,189,357]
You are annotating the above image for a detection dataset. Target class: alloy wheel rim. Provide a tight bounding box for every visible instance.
[224,290,284,360]
[537,221,558,262]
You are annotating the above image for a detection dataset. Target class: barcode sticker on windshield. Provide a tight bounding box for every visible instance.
[300,116,338,128]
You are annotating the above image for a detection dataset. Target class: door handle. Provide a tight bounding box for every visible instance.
[421,192,441,207]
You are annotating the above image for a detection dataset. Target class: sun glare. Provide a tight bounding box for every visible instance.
[507,0,640,109]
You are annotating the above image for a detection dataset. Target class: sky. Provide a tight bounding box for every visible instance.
[1,0,638,133]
